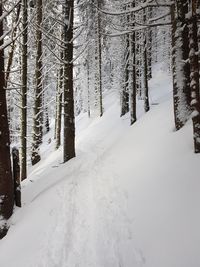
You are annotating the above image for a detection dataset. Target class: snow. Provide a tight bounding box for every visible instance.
[0,65,200,267]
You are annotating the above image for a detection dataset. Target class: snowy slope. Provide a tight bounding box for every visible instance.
[0,66,200,267]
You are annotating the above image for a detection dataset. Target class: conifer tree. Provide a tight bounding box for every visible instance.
[63,0,75,162]
[21,0,28,179]
[31,0,43,165]
[0,2,14,239]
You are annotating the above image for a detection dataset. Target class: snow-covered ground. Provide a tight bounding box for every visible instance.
[0,65,200,267]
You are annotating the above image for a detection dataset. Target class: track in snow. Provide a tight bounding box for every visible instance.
[35,133,145,267]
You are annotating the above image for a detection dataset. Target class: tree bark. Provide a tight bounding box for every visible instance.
[63,0,75,162]
[12,147,21,207]
[143,6,150,113]
[121,3,130,117]
[147,6,152,80]
[56,53,63,150]
[31,0,43,165]
[0,3,14,238]
[129,2,137,124]
[172,1,191,130]
[21,0,28,180]
[97,1,103,117]
[5,3,21,88]
[86,58,91,118]
[189,0,200,153]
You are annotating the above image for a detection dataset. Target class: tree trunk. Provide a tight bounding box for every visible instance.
[86,58,91,118]
[147,6,152,80]
[5,3,21,89]
[31,0,43,165]
[121,54,129,116]
[12,147,21,208]
[129,2,137,124]
[63,0,75,162]
[171,1,191,130]
[93,1,103,117]
[56,55,63,150]
[143,6,150,113]
[21,0,28,180]
[189,0,200,153]
[97,1,103,117]
[121,3,130,117]
[5,3,21,124]
[54,72,59,140]
[0,3,14,238]
[143,34,150,112]
[45,107,50,133]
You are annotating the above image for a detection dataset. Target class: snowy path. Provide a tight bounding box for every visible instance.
[0,71,200,267]
[29,97,199,267]
[35,128,145,267]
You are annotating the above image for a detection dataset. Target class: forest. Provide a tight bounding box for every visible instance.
[0,0,200,266]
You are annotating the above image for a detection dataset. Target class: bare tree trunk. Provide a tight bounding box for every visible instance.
[0,3,14,238]
[31,0,43,165]
[63,0,75,162]
[21,0,28,180]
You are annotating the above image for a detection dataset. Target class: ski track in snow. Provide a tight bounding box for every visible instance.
[35,136,145,267]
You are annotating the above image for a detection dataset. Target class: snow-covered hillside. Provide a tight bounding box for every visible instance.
[0,67,200,267]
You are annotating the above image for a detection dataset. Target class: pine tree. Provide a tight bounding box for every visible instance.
[94,0,103,117]
[143,6,150,113]
[129,2,137,124]
[121,2,130,117]
[21,0,28,180]
[188,0,200,153]
[171,1,191,130]
[31,0,43,165]
[0,2,14,239]
[63,0,75,162]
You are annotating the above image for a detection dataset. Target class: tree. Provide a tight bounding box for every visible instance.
[121,2,130,117]
[0,2,14,239]
[171,0,191,130]
[55,53,63,149]
[21,0,28,179]
[31,0,43,165]
[143,5,150,113]
[188,0,200,153]
[94,0,103,117]
[129,1,137,124]
[63,0,75,162]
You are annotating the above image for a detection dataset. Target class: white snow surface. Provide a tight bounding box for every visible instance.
[0,65,200,267]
